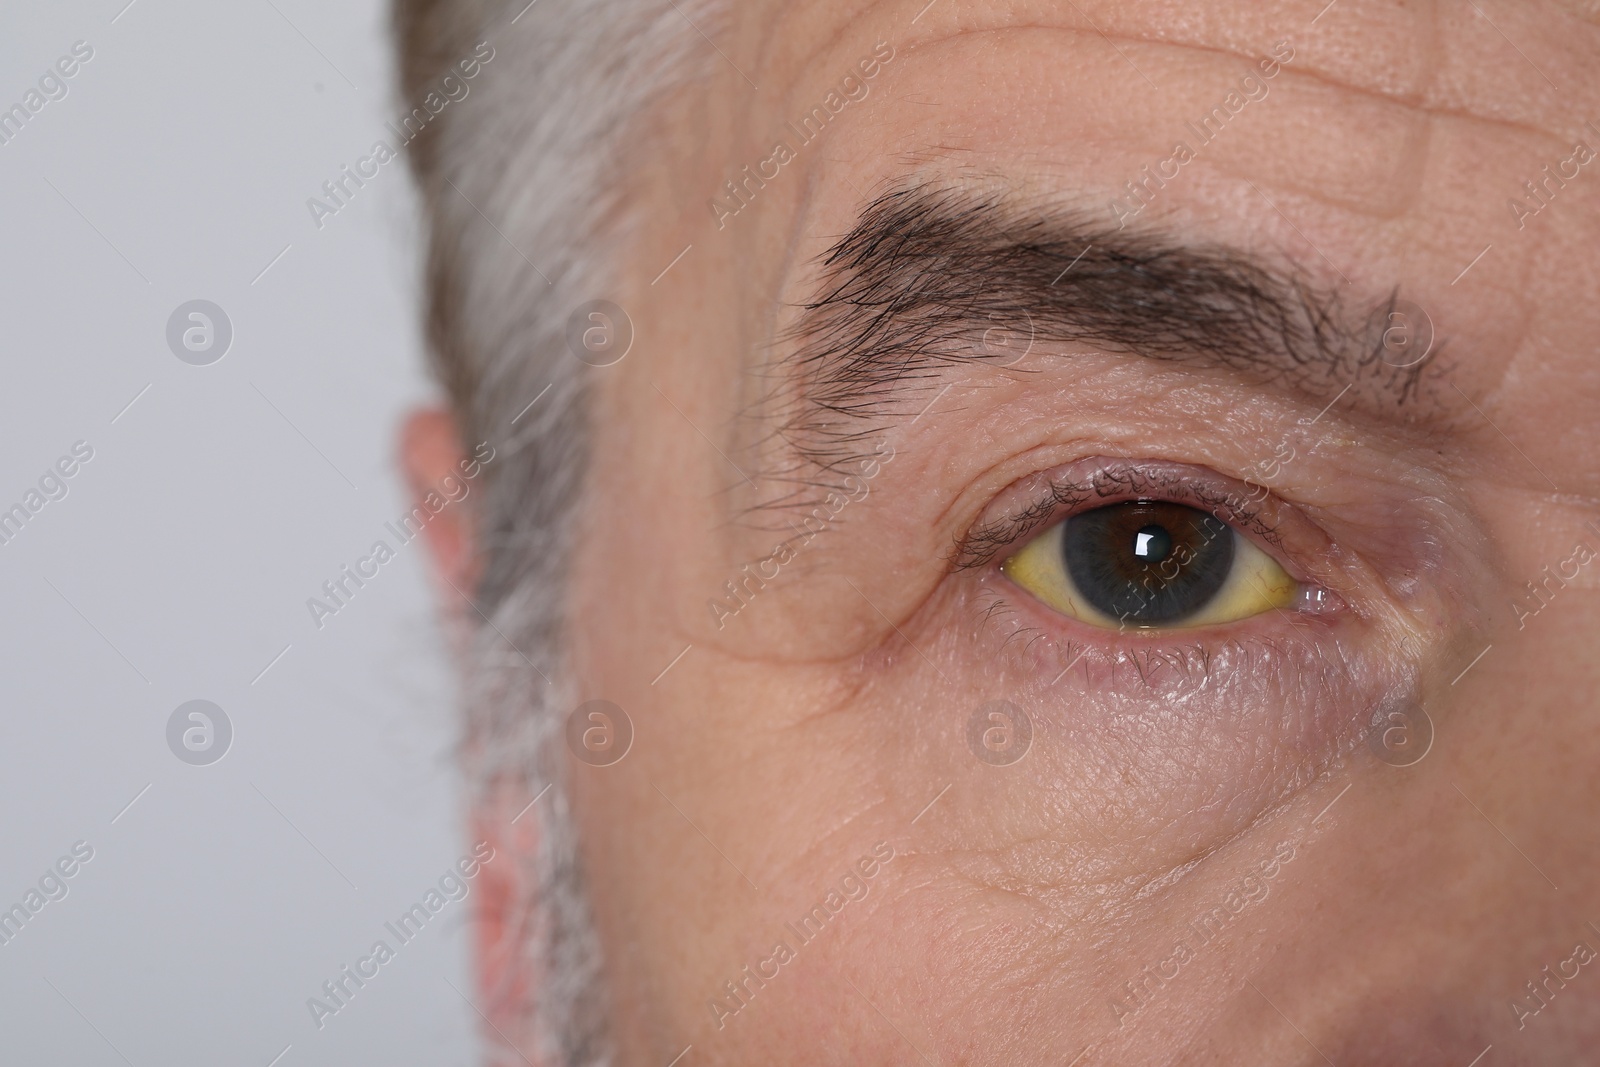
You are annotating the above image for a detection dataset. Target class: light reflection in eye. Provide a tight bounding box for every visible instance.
[1002,500,1297,629]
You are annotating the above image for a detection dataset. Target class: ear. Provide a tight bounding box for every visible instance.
[403,413,542,1045]
[399,407,482,604]
[469,785,545,1058]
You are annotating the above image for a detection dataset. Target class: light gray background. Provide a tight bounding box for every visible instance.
[0,2,481,1064]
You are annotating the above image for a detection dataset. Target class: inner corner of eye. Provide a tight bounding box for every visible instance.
[998,499,1299,630]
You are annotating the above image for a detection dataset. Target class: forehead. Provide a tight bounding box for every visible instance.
[729,0,1600,264]
[747,0,1596,117]
[657,0,1600,496]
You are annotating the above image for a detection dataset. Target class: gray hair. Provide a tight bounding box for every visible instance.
[391,1,717,1062]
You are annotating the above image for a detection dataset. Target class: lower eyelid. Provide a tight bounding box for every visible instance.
[954,574,1366,741]
[920,570,1404,880]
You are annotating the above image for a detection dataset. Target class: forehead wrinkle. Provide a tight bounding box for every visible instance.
[751,0,902,99]
[753,9,1583,150]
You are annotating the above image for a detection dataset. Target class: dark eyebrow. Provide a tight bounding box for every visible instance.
[773,184,1438,478]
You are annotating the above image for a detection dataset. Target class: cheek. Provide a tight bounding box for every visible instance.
[850,877,1099,1053]
[834,849,1290,1060]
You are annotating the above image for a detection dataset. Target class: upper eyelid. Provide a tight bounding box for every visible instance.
[953,479,1092,570]
[953,463,1282,571]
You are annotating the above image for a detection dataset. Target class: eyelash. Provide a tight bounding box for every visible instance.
[952,460,1288,574]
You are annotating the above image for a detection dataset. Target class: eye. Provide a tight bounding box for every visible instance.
[1001,500,1297,629]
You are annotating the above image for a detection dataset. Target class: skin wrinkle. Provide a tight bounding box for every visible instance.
[746,18,1458,273]
[792,14,1565,144]
[1362,97,1435,220]
[912,755,1291,974]
[1048,0,1585,123]
[1382,0,1443,221]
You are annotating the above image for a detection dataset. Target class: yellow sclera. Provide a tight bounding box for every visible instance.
[1001,518,1296,630]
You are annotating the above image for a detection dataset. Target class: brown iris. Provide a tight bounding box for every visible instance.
[1061,500,1234,625]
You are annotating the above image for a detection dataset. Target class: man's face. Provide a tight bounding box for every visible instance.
[554,2,1600,1062]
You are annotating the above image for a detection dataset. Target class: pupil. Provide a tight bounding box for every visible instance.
[1061,500,1233,625]
[1132,524,1171,563]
